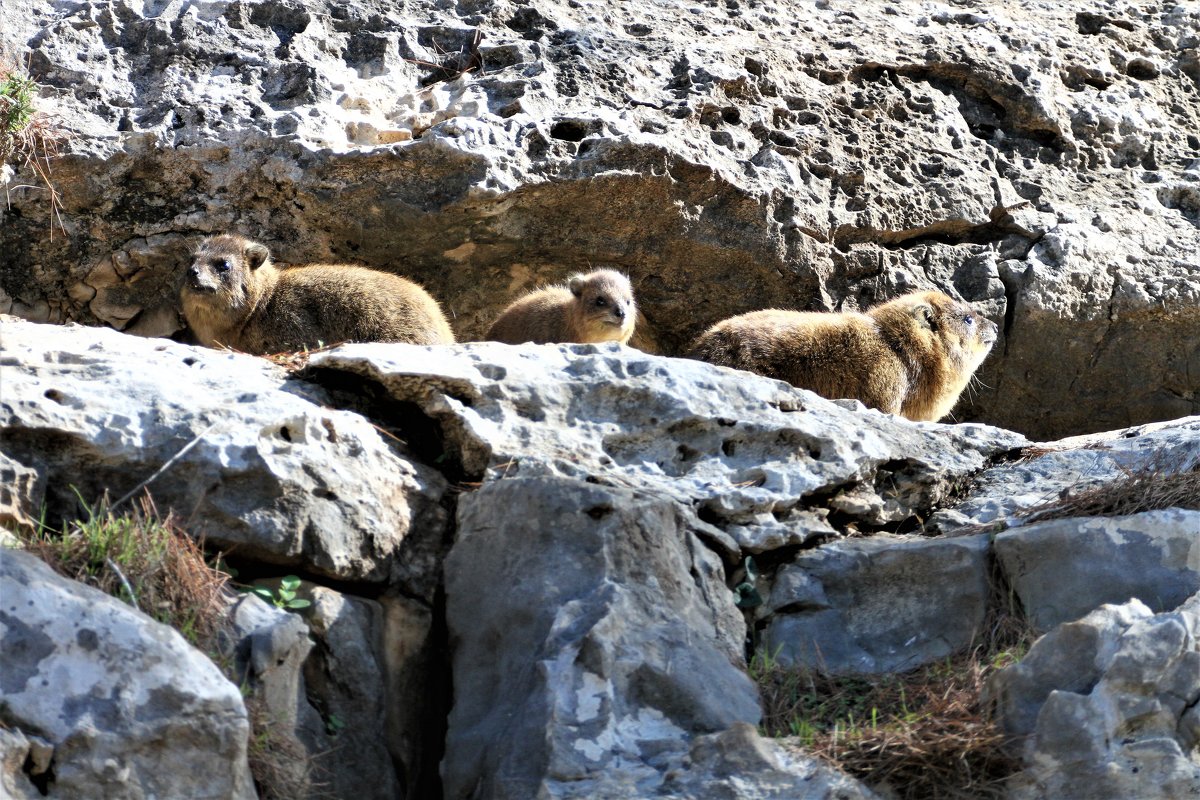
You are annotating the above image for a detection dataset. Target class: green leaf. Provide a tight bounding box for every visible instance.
[280,575,302,591]
[285,598,311,610]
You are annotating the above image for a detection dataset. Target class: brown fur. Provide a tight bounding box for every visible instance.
[486,270,636,345]
[687,291,998,422]
[180,235,455,354]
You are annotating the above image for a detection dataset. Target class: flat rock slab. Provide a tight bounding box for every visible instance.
[994,508,1200,631]
[934,416,1200,532]
[763,533,992,674]
[0,548,255,800]
[0,318,448,586]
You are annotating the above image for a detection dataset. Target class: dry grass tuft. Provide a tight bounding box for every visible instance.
[1,58,66,237]
[22,495,231,649]
[754,648,1024,799]
[1017,455,1199,525]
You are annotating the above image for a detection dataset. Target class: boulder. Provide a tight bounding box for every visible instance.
[994,509,1200,631]
[762,533,992,674]
[308,340,1026,553]
[442,476,761,799]
[2,0,1197,440]
[0,547,255,800]
[0,317,449,589]
[988,594,1200,800]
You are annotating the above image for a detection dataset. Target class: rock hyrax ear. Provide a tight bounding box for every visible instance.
[908,301,935,328]
[568,274,586,297]
[245,241,270,270]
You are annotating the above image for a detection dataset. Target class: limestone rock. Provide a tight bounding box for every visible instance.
[933,416,1200,532]
[994,508,1200,632]
[442,476,762,799]
[659,722,881,800]
[988,595,1200,800]
[309,341,1026,553]
[762,533,992,674]
[0,317,449,588]
[0,547,255,800]
[2,0,1197,439]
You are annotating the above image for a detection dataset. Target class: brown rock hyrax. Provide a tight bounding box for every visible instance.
[687,291,998,422]
[180,235,455,353]
[486,270,636,345]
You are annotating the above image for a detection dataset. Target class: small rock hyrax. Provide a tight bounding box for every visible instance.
[687,291,998,422]
[180,234,455,353]
[485,270,637,345]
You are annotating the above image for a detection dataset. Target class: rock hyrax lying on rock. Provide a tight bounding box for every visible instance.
[687,290,998,422]
[486,270,636,345]
[181,235,455,353]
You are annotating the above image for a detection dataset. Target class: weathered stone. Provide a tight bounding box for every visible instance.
[994,509,1200,631]
[0,547,255,800]
[658,722,880,800]
[762,533,992,674]
[2,0,1197,440]
[0,317,449,588]
[0,450,41,533]
[309,341,1026,552]
[988,595,1200,800]
[298,586,404,800]
[932,416,1200,532]
[442,477,760,799]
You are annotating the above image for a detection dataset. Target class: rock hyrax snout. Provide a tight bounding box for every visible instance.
[687,290,998,422]
[180,234,455,353]
[486,270,637,345]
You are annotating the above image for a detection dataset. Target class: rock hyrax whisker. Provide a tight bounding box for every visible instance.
[485,269,636,345]
[180,234,455,354]
[687,290,998,422]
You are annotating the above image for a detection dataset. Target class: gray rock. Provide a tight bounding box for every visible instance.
[658,722,880,800]
[0,450,41,533]
[298,587,405,800]
[933,416,1200,532]
[0,317,449,588]
[310,341,1026,552]
[762,533,992,674]
[994,508,1200,631]
[3,0,1197,440]
[0,547,255,800]
[442,476,761,800]
[988,595,1200,800]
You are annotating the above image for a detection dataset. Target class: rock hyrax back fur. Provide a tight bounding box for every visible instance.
[486,270,636,345]
[687,291,998,422]
[180,235,455,353]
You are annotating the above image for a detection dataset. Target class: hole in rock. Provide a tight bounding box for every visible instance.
[550,120,588,142]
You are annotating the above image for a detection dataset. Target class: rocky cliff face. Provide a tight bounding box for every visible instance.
[2,0,1198,440]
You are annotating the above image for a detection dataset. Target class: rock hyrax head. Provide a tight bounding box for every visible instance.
[897,290,999,368]
[567,269,636,341]
[184,235,271,300]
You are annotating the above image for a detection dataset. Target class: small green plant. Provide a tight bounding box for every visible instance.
[0,71,36,146]
[246,575,311,611]
[733,555,763,610]
[1,58,64,236]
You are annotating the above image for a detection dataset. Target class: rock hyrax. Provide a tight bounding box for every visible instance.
[485,270,636,345]
[180,235,455,353]
[687,291,998,422]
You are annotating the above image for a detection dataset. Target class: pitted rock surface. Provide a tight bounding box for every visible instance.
[0,317,449,588]
[2,0,1198,439]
